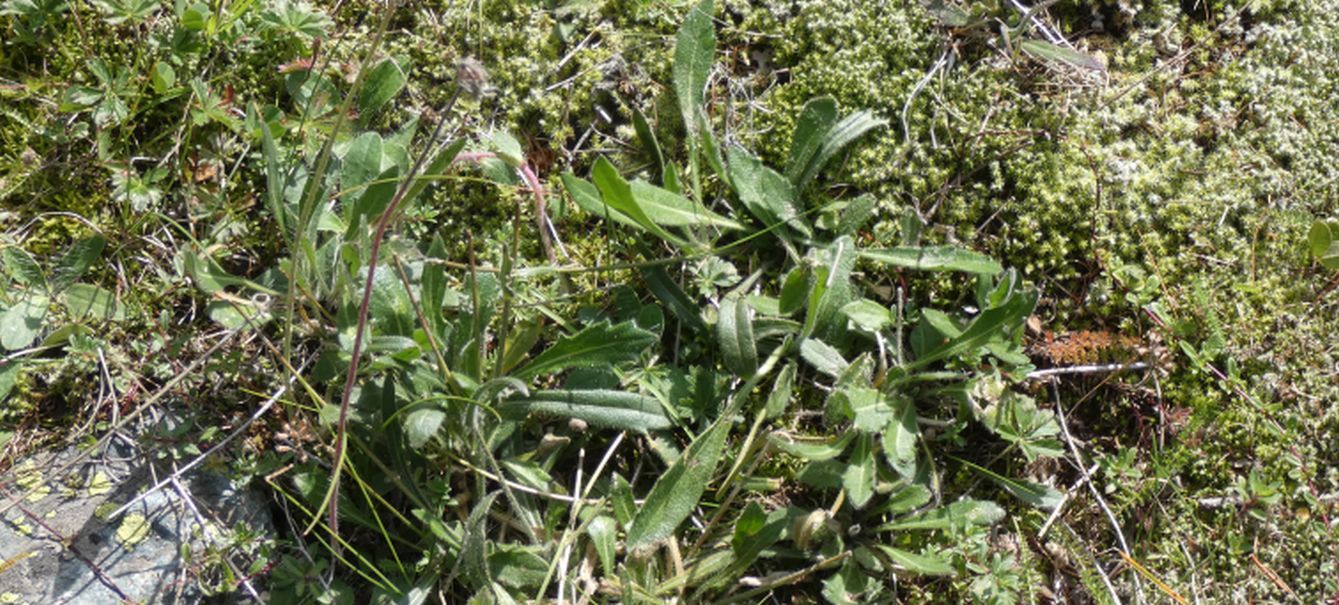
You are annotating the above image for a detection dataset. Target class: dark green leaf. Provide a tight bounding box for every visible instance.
[785,96,839,186]
[642,266,706,333]
[501,389,671,433]
[50,235,105,293]
[630,102,666,183]
[627,413,730,553]
[717,295,758,376]
[883,395,919,478]
[843,434,876,508]
[358,57,408,119]
[3,247,45,290]
[727,146,809,237]
[0,360,20,403]
[512,321,656,381]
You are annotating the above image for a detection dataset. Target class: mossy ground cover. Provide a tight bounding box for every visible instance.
[2,0,1337,602]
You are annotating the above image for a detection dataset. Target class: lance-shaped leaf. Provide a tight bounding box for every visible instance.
[877,499,1005,532]
[673,0,715,137]
[1019,40,1105,73]
[768,431,854,461]
[883,395,919,479]
[876,545,954,576]
[785,96,838,185]
[500,389,672,433]
[564,171,639,230]
[627,413,730,553]
[860,246,1002,275]
[717,295,757,376]
[843,434,876,509]
[907,287,1037,370]
[358,56,408,120]
[791,110,886,189]
[512,321,656,381]
[591,158,687,246]
[727,147,810,237]
[629,180,745,230]
[642,266,707,333]
[50,235,105,293]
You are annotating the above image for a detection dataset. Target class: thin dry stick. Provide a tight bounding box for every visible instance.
[1053,383,1145,604]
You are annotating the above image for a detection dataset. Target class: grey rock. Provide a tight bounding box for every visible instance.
[0,442,272,604]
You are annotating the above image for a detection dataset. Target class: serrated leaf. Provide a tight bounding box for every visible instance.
[727,147,809,236]
[785,96,838,185]
[501,389,671,433]
[629,180,745,230]
[860,246,1002,274]
[717,295,758,376]
[627,413,730,553]
[768,431,853,461]
[358,57,407,119]
[1020,39,1105,73]
[673,0,715,137]
[876,545,954,576]
[883,395,919,478]
[843,434,876,509]
[878,499,1005,531]
[512,321,656,381]
[792,110,886,189]
[50,235,105,293]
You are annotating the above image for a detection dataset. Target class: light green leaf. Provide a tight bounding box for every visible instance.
[627,413,730,553]
[1308,220,1332,258]
[501,389,671,433]
[590,158,687,246]
[877,499,1005,532]
[402,139,466,209]
[1019,39,1105,73]
[629,180,745,230]
[764,362,795,419]
[841,299,893,332]
[150,61,176,94]
[876,545,954,576]
[403,407,446,449]
[843,434,876,509]
[512,321,656,381]
[993,475,1064,510]
[717,295,758,376]
[489,130,525,168]
[564,171,639,229]
[883,395,919,478]
[799,338,848,378]
[62,283,122,321]
[587,516,617,577]
[907,288,1037,371]
[341,132,384,192]
[259,103,288,241]
[611,474,636,527]
[673,0,715,137]
[768,431,853,461]
[0,296,47,351]
[358,57,408,119]
[860,246,1002,275]
[727,147,809,236]
[785,96,839,186]
[879,484,931,516]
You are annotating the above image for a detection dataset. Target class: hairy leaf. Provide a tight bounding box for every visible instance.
[627,414,730,553]
[50,235,105,293]
[717,295,758,376]
[876,545,954,576]
[727,147,809,236]
[673,0,715,137]
[629,180,744,230]
[513,321,656,381]
[883,395,919,478]
[792,110,886,189]
[786,96,839,185]
[878,499,1005,531]
[501,389,671,433]
[1019,39,1105,73]
[768,431,854,461]
[860,246,1002,275]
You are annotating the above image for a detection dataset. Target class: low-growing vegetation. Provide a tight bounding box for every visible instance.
[2,0,1336,603]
